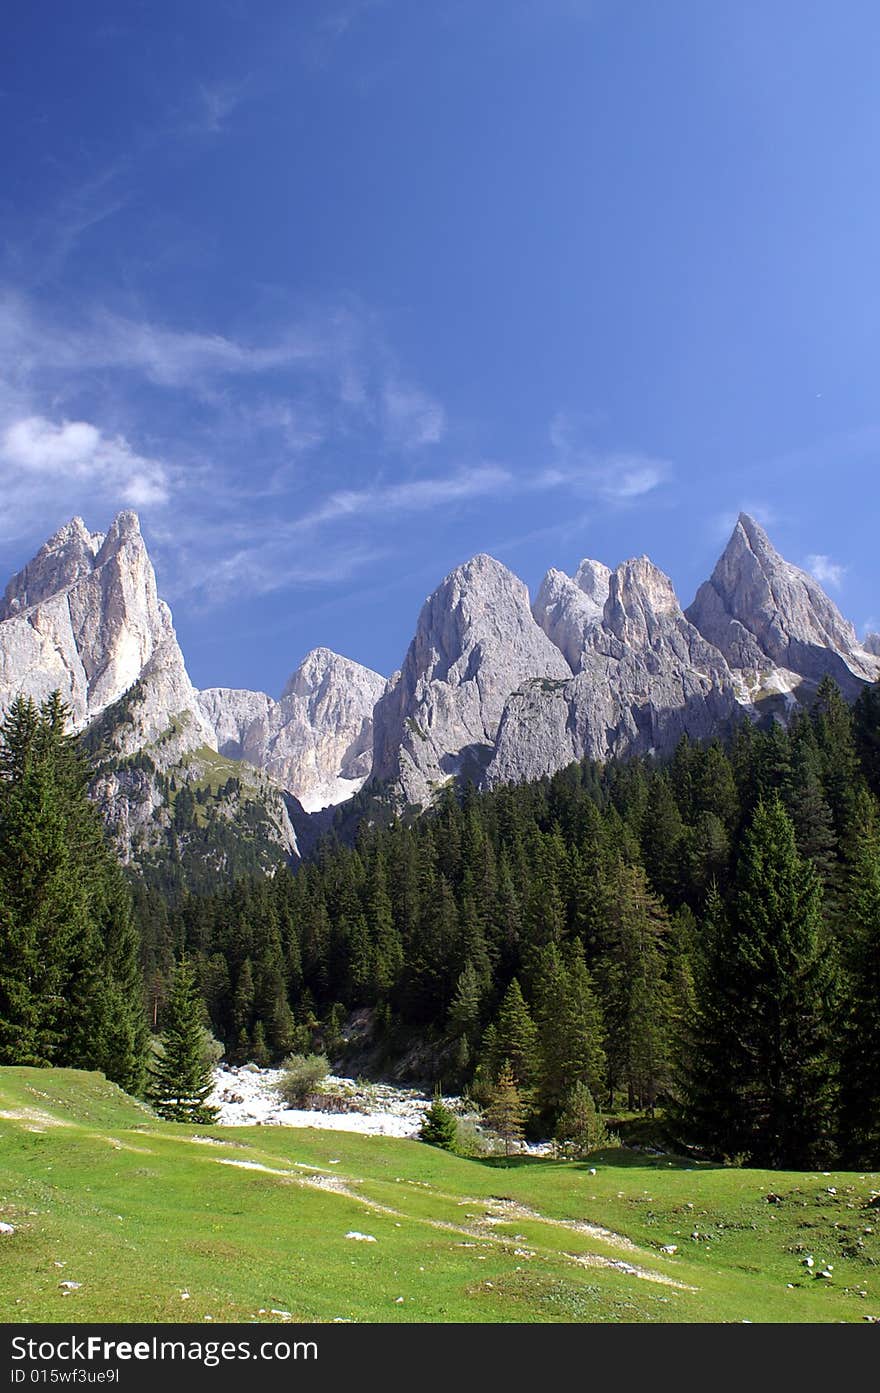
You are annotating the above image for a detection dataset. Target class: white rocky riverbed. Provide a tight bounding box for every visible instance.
[207,1064,554,1153]
[208,1065,442,1137]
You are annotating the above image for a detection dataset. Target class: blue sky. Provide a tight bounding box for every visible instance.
[2,0,879,693]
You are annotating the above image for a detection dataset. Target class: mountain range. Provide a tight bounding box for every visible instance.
[1,508,877,868]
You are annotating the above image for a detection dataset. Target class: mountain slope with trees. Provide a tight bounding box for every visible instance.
[131,674,880,1168]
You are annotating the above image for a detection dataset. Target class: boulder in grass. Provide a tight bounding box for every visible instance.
[0,1223,14,1236]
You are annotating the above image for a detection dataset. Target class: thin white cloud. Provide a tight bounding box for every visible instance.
[3,165,128,289]
[381,380,446,448]
[806,553,846,590]
[594,457,667,501]
[192,80,246,136]
[296,465,508,530]
[204,539,387,602]
[544,413,669,504]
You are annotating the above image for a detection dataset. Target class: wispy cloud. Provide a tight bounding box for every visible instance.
[545,410,670,504]
[294,464,508,530]
[204,538,388,602]
[381,380,446,448]
[191,79,247,136]
[806,553,846,590]
[0,292,671,610]
[3,165,128,288]
[0,287,454,591]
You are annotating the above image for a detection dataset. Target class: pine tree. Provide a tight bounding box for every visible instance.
[534,943,604,1125]
[813,675,863,840]
[641,775,686,906]
[554,1081,609,1158]
[680,799,839,1166]
[447,961,483,1073]
[853,681,880,800]
[839,817,880,1165]
[418,1092,458,1151]
[231,958,255,1061]
[593,861,669,1111]
[0,693,148,1091]
[483,977,538,1090]
[149,957,219,1124]
[483,1062,526,1159]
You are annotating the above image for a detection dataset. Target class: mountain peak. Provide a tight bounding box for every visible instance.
[95,510,143,564]
[600,556,684,650]
[0,510,201,735]
[687,516,878,693]
[0,515,103,619]
[573,557,612,603]
[371,547,570,803]
[281,646,384,704]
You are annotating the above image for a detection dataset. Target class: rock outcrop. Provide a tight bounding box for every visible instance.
[0,511,212,749]
[371,553,572,805]
[487,556,738,787]
[199,648,385,812]
[532,558,611,672]
[686,513,879,699]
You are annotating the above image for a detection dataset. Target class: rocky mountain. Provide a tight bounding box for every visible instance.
[0,513,373,870]
[486,556,739,788]
[370,553,572,806]
[370,516,878,803]
[686,513,878,700]
[2,508,877,861]
[0,511,211,751]
[532,558,611,672]
[198,648,385,813]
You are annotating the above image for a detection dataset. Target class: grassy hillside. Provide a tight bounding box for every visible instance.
[1,1068,878,1324]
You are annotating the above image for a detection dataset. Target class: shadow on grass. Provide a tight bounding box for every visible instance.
[472,1145,707,1173]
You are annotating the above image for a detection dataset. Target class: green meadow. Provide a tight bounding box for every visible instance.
[1,1068,878,1324]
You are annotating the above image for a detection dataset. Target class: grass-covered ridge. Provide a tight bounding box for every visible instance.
[1,1068,879,1324]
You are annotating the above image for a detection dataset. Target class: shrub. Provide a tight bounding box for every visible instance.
[453,1117,505,1158]
[276,1053,330,1107]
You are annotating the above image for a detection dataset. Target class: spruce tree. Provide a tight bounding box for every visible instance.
[447,961,483,1072]
[149,957,219,1124]
[681,799,838,1167]
[593,862,669,1111]
[0,693,148,1091]
[418,1092,458,1151]
[534,943,605,1124]
[839,818,880,1166]
[853,681,880,800]
[483,1062,526,1159]
[482,977,538,1090]
[554,1082,609,1158]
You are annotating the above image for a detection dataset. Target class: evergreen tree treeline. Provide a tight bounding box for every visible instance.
[4,675,880,1168]
[0,694,148,1093]
[133,674,880,1166]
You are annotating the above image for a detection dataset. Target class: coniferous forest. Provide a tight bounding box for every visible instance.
[3,675,880,1170]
